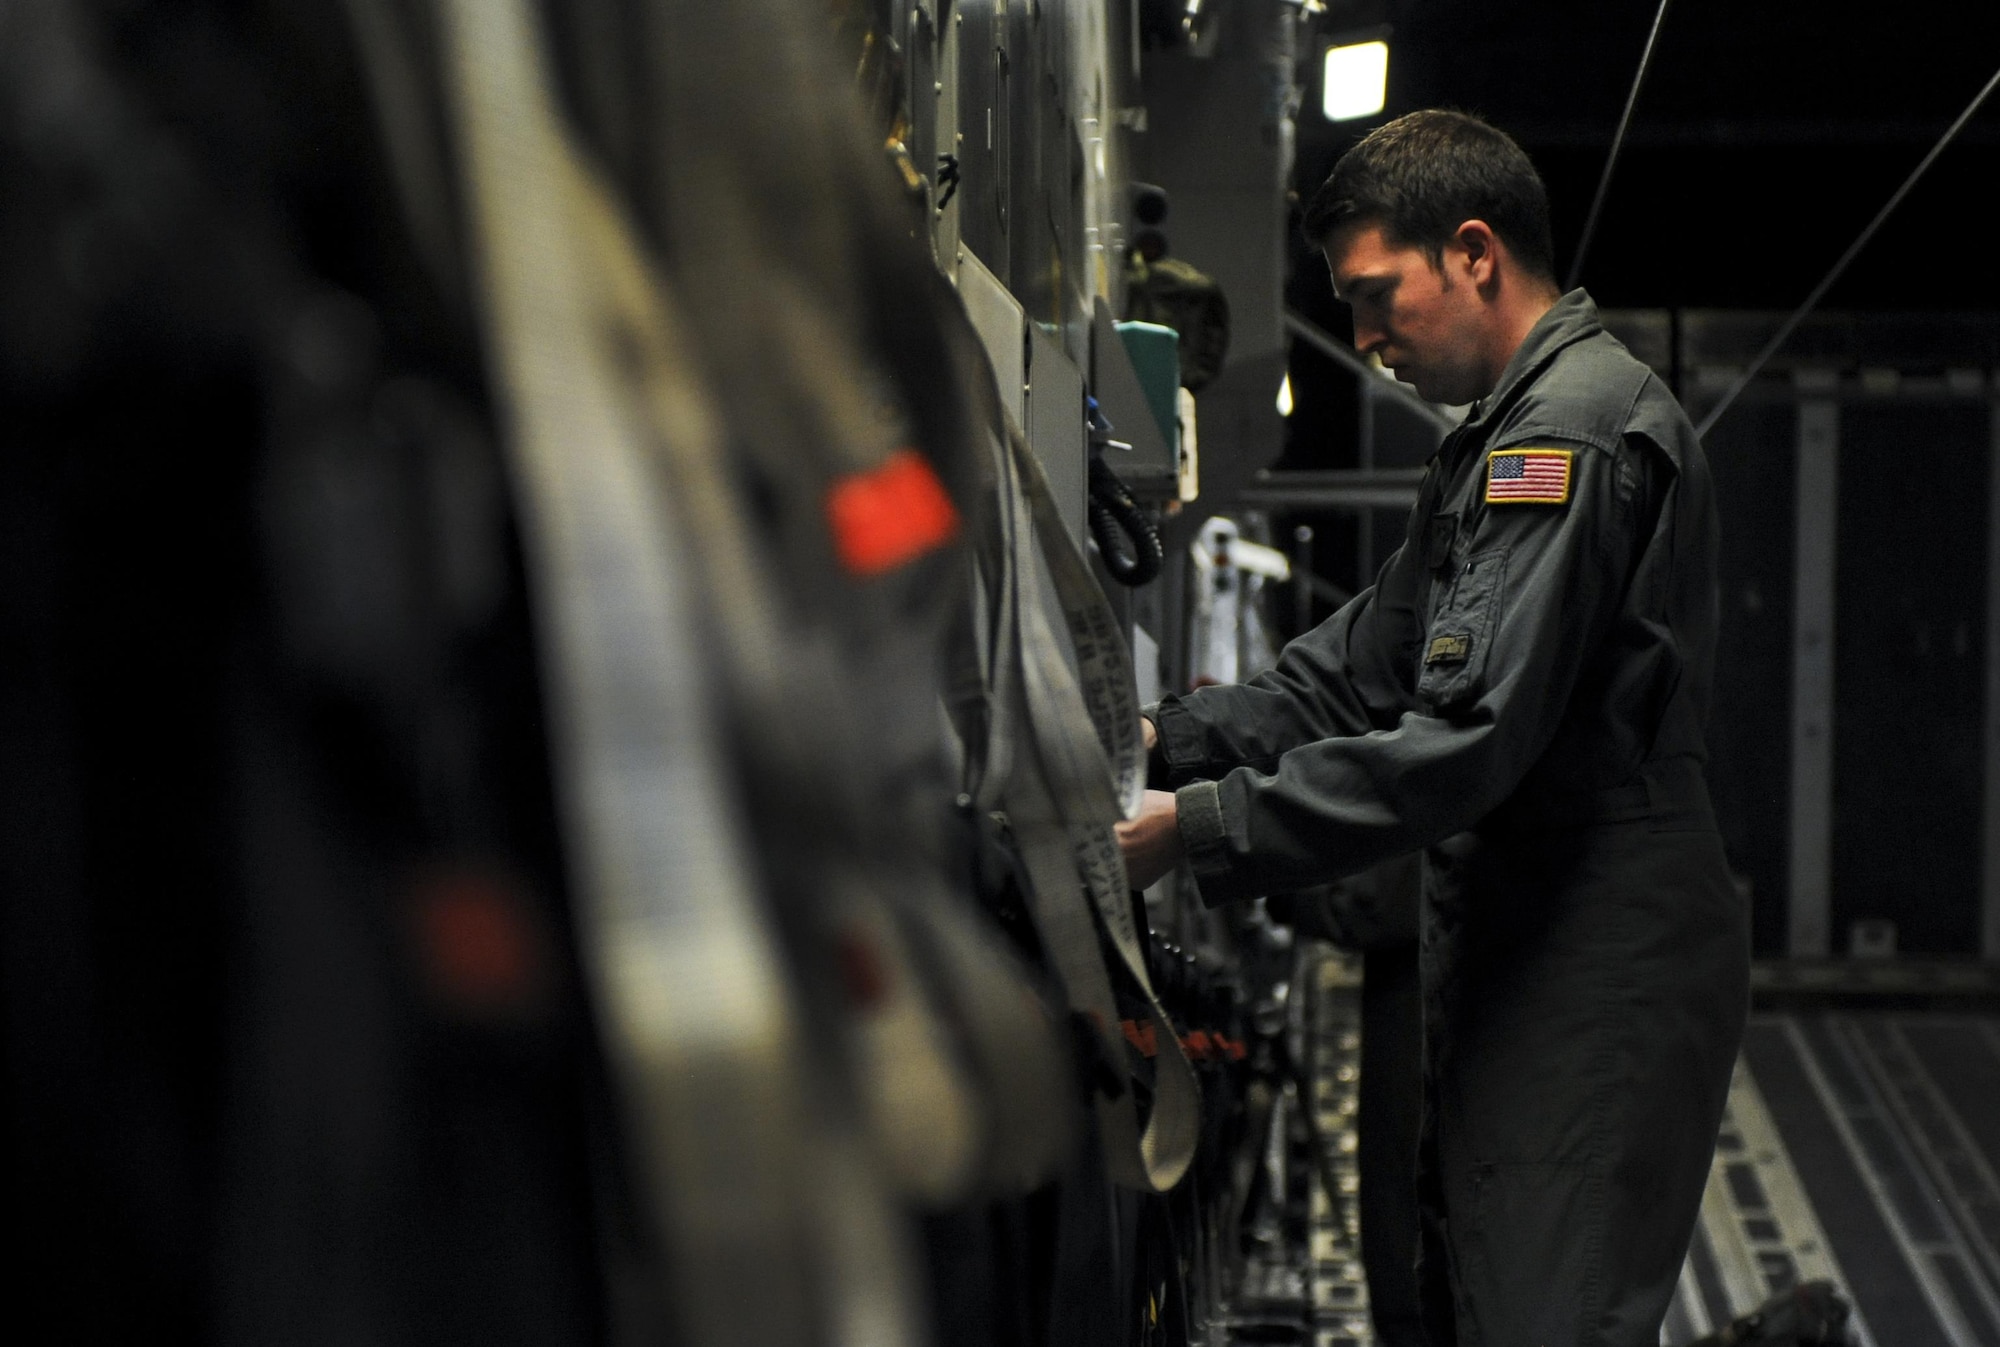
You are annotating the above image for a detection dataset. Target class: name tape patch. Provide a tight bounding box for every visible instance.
[1425,633,1471,667]
[1485,448,1573,505]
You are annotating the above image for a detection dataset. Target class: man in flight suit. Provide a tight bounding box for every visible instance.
[1118,111,1750,1346]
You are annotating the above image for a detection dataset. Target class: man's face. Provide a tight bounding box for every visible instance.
[1323,222,1488,406]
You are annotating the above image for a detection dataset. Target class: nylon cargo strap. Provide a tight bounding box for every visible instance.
[431,4,924,1345]
[967,399,1199,1194]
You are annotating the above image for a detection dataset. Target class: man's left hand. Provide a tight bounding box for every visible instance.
[1116,789,1184,890]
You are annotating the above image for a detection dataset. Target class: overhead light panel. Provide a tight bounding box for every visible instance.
[1322,39,1388,122]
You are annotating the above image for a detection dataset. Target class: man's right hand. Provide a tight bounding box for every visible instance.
[1116,789,1183,890]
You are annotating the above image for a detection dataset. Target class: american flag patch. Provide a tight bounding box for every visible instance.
[1485,448,1573,504]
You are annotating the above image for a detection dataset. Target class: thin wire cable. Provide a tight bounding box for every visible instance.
[1566,0,1674,291]
[1696,59,2000,439]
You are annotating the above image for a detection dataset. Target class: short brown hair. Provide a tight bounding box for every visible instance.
[1302,110,1557,282]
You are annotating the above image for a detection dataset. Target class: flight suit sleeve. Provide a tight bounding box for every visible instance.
[1176,437,1647,904]
[1147,546,1421,788]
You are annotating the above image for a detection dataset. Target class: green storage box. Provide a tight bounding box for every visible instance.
[1115,320,1181,451]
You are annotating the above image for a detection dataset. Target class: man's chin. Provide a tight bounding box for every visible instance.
[1392,369,1439,400]
[1399,371,1474,406]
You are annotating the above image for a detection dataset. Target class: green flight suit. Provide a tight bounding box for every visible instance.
[1148,291,1750,1346]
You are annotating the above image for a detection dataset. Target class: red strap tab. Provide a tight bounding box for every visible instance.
[409,866,546,1013]
[1120,1017,1159,1058]
[826,448,960,576]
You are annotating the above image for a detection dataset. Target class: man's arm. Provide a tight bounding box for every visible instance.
[1164,437,1651,904]
[1147,547,1422,789]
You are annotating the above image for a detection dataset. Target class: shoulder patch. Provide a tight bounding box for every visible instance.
[1485,448,1573,505]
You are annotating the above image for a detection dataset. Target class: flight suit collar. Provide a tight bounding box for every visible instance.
[1458,287,1604,437]
[1418,290,1605,563]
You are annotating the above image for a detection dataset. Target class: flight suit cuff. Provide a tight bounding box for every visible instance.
[1175,779,1254,907]
[1140,703,1169,786]
[1147,698,1207,788]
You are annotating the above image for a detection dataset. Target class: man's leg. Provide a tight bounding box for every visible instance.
[1359,941,1425,1347]
[1413,838,1478,1347]
[1438,827,1749,1347]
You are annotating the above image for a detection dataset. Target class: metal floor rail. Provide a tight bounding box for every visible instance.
[1666,1011,2000,1346]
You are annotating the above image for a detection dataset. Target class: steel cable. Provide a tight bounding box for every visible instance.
[1696,59,2000,439]
[1566,0,1675,291]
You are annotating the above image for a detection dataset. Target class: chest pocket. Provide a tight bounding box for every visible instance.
[1425,511,1459,572]
[1419,548,1509,711]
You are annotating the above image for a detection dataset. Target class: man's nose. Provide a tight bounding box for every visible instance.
[1352,321,1386,357]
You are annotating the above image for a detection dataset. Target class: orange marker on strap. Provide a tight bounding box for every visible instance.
[826,448,961,576]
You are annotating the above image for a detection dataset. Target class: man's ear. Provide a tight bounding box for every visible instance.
[1456,220,1500,287]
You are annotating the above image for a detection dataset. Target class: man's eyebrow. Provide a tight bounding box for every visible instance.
[1333,271,1392,301]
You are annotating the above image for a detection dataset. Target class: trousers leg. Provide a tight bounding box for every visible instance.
[1359,942,1425,1347]
[1433,827,1748,1347]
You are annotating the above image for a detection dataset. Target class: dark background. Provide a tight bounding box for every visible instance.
[1295,0,2000,312]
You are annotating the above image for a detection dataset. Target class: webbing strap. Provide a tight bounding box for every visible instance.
[968,429,1022,814]
[432,4,920,1344]
[972,405,1199,1192]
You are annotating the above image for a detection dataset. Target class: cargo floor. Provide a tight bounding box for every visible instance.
[1664,1011,2000,1346]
